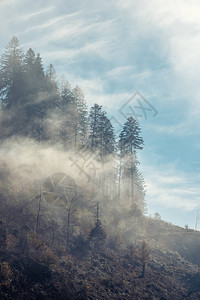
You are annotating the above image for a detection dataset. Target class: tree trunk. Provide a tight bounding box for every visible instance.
[141,262,146,278]
[36,192,42,234]
[118,159,121,203]
[130,145,134,205]
[66,207,71,250]
[51,220,55,246]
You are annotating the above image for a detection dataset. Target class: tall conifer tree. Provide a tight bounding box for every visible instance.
[118,116,144,205]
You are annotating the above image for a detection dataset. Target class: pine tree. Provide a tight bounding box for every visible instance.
[0,39,60,141]
[88,104,115,160]
[119,116,144,154]
[24,48,36,74]
[23,53,46,141]
[24,48,36,73]
[72,86,88,151]
[59,81,72,147]
[58,84,88,150]
[118,116,144,205]
[0,37,25,109]
[28,57,59,141]
[33,53,45,92]
[89,219,106,252]
[61,80,72,104]
[46,63,56,82]
[88,104,116,200]
[59,81,72,146]
[24,48,36,96]
[100,114,115,159]
[46,63,58,93]
[88,104,103,150]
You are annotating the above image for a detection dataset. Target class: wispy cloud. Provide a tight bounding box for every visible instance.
[11,6,55,22]
[17,11,85,35]
[143,164,200,212]
[106,66,134,77]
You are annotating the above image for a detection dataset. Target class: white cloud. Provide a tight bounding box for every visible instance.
[116,0,200,108]
[145,121,192,136]
[143,164,200,211]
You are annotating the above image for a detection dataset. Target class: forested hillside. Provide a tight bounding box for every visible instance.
[0,37,200,299]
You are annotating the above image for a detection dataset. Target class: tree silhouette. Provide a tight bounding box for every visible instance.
[0,36,24,109]
[89,219,106,252]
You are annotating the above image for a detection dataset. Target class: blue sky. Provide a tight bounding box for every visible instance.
[0,0,200,228]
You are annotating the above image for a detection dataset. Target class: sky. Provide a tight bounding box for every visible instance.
[0,0,200,228]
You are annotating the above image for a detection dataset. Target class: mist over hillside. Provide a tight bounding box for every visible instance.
[0,37,200,299]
